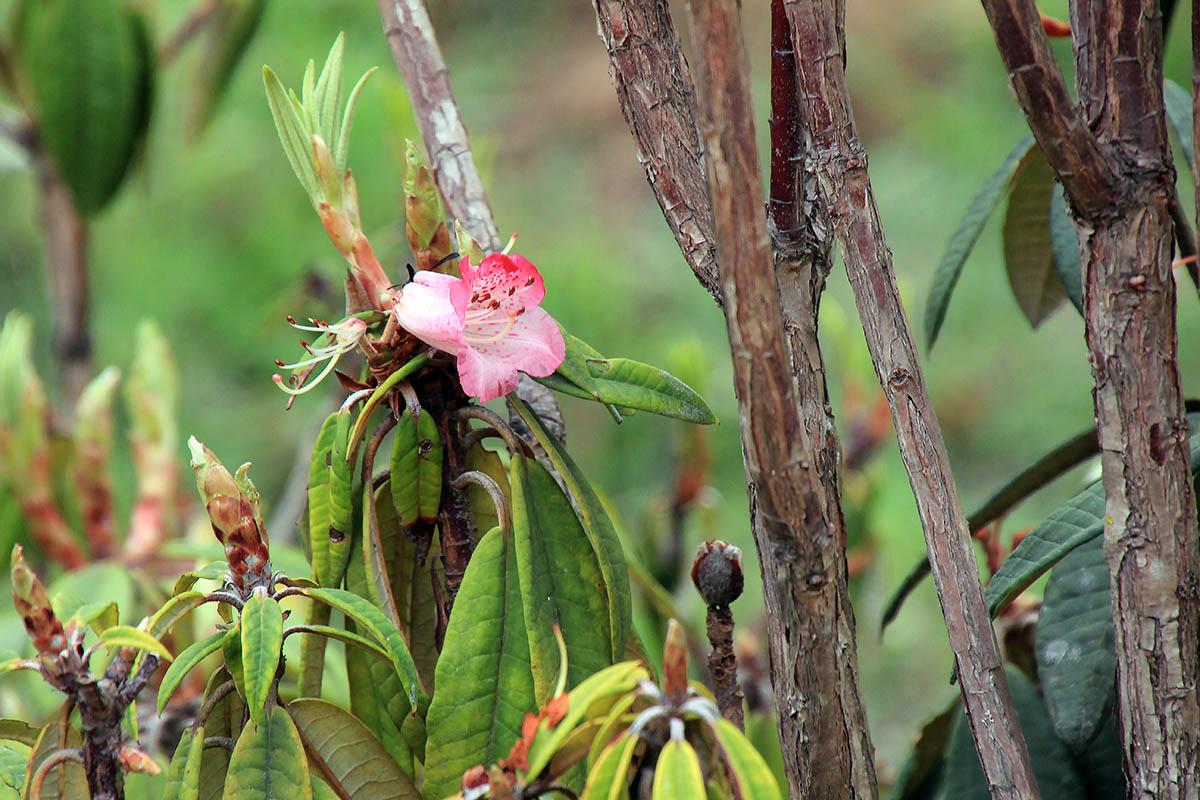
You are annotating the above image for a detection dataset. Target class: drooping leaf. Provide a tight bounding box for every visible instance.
[925,135,1034,349]
[389,410,420,527]
[173,562,227,596]
[291,624,390,664]
[1164,78,1195,174]
[224,705,312,800]
[651,739,705,800]
[510,454,613,703]
[710,718,782,800]
[0,745,24,791]
[423,527,537,800]
[937,668,1085,799]
[147,591,207,639]
[581,734,640,800]
[1003,145,1067,328]
[1036,536,1116,751]
[1049,185,1083,314]
[1070,717,1126,800]
[158,630,226,713]
[22,718,84,800]
[379,482,439,689]
[303,587,428,711]
[241,591,284,724]
[198,669,242,800]
[0,720,38,747]
[416,410,443,522]
[24,0,150,214]
[96,625,173,661]
[586,693,637,772]
[510,398,632,664]
[308,410,354,587]
[287,698,421,799]
[163,725,204,800]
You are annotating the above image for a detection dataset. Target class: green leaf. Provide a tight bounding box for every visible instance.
[68,600,118,635]
[423,527,537,800]
[1003,145,1067,328]
[1036,536,1116,751]
[510,454,613,703]
[1070,718,1126,800]
[173,562,227,596]
[241,591,285,724]
[377,481,439,690]
[937,668,1085,799]
[335,68,376,176]
[308,411,353,588]
[0,720,38,747]
[984,480,1104,618]
[415,409,443,522]
[187,0,267,137]
[525,661,648,780]
[388,410,420,527]
[24,0,149,213]
[582,734,640,800]
[147,591,207,640]
[511,398,633,664]
[1164,78,1194,173]
[925,135,1034,349]
[1049,185,1082,314]
[96,625,173,661]
[163,725,204,800]
[652,739,706,800]
[289,624,390,664]
[884,701,956,800]
[224,705,312,800]
[22,718,84,800]
[198,670,243,800]
[303,587,428,711]
[710,718,782,800]
[264,64,319,199]
[287,698,421,799]
[158,630,226,713]
[0,745,24,791]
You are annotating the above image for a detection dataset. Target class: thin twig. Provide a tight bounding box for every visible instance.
[29,748,83,800]
[783,0,1039,796]
[159,0,220,64]
[590,0,722,304]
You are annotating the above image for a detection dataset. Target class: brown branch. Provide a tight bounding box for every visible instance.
[782,1,1039,797]
[685,0,877,796]
[977,0,1117,218]
[375,0,500,252]
[704,605,743,730]
[590,0,722,304]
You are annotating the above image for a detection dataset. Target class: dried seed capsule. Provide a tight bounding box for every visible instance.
[691,540,744,608]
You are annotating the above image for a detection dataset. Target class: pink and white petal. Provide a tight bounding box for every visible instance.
[393,279,463,354]
[501,307,565,377]
[456,346,522,403]
[463,255,546,322]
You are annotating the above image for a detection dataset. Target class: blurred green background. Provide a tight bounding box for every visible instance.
[2,0,1198,782]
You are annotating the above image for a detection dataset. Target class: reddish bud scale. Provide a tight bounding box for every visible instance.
[10,546,67,657]
[1039,12,1070,37]
[662,619,689,702]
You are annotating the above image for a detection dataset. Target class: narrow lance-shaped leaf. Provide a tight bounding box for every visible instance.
[241,590,284,724]
[163,725,205,800]
[416,409,443,522]
[1164,78,1195,174]
[96,625,173,662]
[389,410,420,526]
[158,630,227,713]
[709,718,783,800]
[1003,144,1067,328]
[423,527,537,800]
[223,705,313,800]
[925,135,1034,349]
[1049,184,1082,314]
[652,739,706,800]
[581,734,640,800]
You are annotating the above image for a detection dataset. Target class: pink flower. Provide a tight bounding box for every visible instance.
[393,250,565,402]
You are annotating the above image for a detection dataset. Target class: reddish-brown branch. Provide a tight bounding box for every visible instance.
[591,0,721,304]
[686,0,877,796]
[783,1,1039,796]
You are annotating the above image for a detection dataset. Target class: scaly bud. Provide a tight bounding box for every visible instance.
[662,618,688,703]
[454,220,485,267]
[189,438,271,594]
[404,140,445,253]
[11,545,67,658]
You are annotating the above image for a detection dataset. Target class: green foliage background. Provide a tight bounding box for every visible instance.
[1,0,1199,781]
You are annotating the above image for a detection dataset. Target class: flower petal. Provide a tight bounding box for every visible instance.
[393,273,464,354]
[457,307,565,402]
[459,253,545,325]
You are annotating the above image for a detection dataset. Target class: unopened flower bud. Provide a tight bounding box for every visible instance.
[691,540,744,608]
[662,618,688,702]
[189,438,271,594]
[10,545,66,658]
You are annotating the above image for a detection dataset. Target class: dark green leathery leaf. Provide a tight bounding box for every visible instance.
[288,698,421,799]
[423,527,537,800]
[510,453,613,703]
[308,411,350,586]
[158,630,227,713]
[1002,144,1067,328]
[223,705,312,800]
[378,480,439,689]
[416,409,443,521]
[389,409,420,527]
[241,589,284,724]
[163,725,204,800]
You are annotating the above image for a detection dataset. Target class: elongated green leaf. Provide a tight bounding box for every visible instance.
[22,718,83,800]
[163,726,204,800]
[312,34,343,167]
[586,693,637,771]
[925,135,1034,349]
[1071,718,1126,800]
[241,591,284,724]
[187,0,267,137]
[97,625,173,661]
[198,670,242,800]
[652,740,705,800]
[416,410,443,522]
[303,587,427,710]
[710,718,782,800]
[0,745,24,791]
[1164,78,1195,173]
[511,399,633,664]
[1049,185,1082,314]
[224,705,312,800]
[343,634,414,774]
[290,624,390,663]
[147,591,206,639]
[25,0,148,213]
[389,411,420,527]
[158,630,226,713]
[1003,145,1067,328]
[0,721,37,747]
[423,527,537,799]
[173,562,227,596]
[309,411,353,587]
[582,734,640,800]
[937,668,1085,799]
[525,661,648,780]
[510,454,612,703]
[264,65,319,198]
[884,701,956,800]
[70,600,118,634]
[1036,536,1115,750]
[377,482,438,690]
[288,698,420,799]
